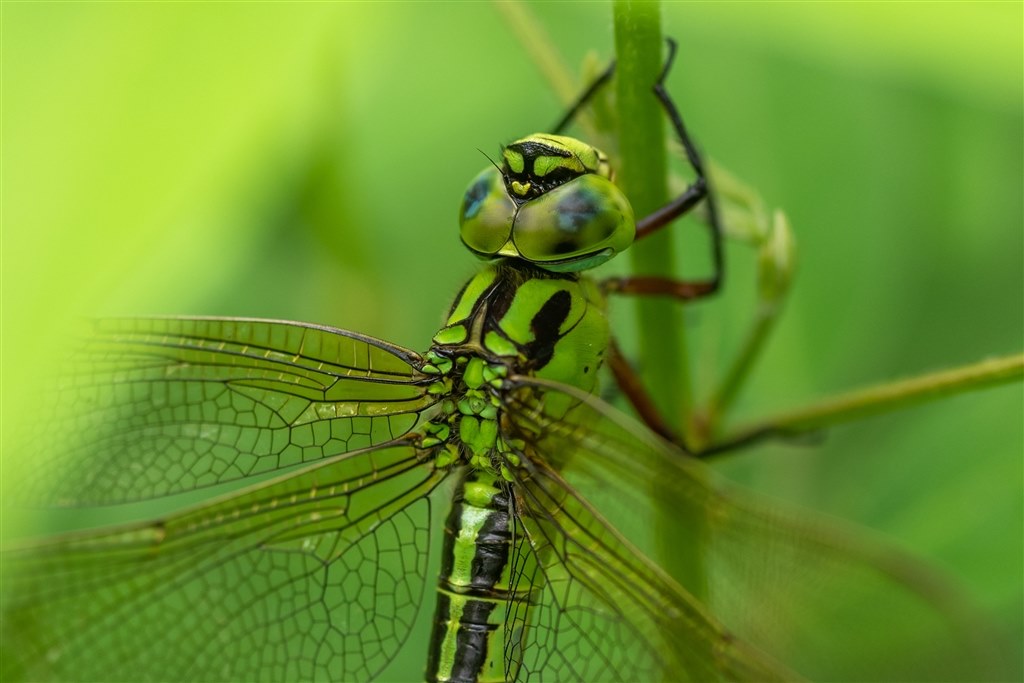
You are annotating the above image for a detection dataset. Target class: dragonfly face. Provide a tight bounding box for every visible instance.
[459,134,635,273]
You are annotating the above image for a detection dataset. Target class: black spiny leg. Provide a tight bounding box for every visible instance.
[603,37,723,302]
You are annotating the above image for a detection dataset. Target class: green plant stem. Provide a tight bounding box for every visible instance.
[613,1,689,430]
[700,208,795,446]
[613,1,708,609]
[718,354,1024,450]
[702,303,778,438]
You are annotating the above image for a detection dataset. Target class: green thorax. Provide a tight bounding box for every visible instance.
[422,261,609,478]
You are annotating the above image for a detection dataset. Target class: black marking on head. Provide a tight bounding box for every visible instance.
[503,140,586,201]
[508,140,572,164]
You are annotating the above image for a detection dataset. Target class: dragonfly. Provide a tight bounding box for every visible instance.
[0,42,999,683]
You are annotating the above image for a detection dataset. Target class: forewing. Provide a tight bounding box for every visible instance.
[2,442,446,682]
[11,317,437,505]
[504,376,1003,682]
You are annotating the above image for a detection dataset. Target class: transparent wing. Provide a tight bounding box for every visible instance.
[502,376,1004,682]
[2,440,447,682]
[12,317,437,505]
[499,380,793,682]
[505,454,793,682]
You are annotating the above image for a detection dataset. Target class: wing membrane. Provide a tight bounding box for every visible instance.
[11,317,438,505]
[2,441,446,682]
[504,376,1004,682]
[506,456,793,682]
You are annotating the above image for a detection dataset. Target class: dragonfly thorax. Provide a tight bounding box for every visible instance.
[421,261,610,479]
[422,353,523,480]
[459,134,636,273]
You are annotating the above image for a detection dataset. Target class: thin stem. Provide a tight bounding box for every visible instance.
[699,208,795,446]
[703,305,776,435]
[716,354,1024,450]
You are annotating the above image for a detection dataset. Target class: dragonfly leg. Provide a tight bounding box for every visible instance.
[608,336,788,457]
[606,337,682,446]
[600,274,715,301]
[627,37,723,301]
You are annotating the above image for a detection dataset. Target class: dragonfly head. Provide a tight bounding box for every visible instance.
[459,134,636,273]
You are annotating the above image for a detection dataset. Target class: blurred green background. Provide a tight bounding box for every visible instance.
[2,1,1021,680]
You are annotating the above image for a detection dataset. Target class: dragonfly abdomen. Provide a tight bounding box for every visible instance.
[425,468,537,683]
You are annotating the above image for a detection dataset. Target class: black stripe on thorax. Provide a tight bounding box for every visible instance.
[522,289,572,371]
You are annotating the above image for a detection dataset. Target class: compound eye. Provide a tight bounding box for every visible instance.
[512,174,635,270]
[459,167,517,256]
